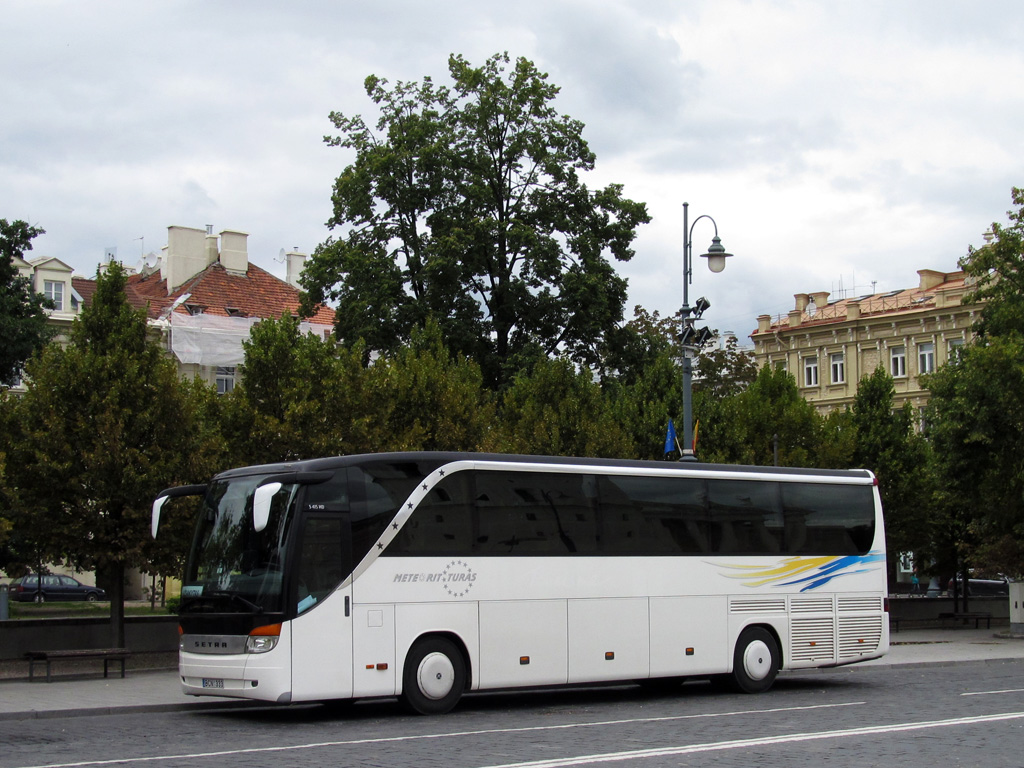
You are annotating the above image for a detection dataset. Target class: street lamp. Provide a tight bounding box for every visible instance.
[679,201,734,462]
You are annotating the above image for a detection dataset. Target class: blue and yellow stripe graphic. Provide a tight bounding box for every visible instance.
[717,551,885,591]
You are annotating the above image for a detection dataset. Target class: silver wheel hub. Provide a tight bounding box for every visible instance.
[417,652,455,700]
[742,639,772,681]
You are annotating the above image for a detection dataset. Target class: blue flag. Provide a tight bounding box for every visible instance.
[664,418,677,454]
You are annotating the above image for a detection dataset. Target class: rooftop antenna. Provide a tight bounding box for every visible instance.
[133,236,144,258]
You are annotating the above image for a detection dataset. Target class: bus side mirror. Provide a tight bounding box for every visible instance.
[151,496,169,539]
[150,484,207,540]
[253,482,282,533]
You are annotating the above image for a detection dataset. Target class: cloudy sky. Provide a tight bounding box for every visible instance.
[3,1,1021,338]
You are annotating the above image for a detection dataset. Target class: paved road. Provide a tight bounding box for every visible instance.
[3,655,1023,768]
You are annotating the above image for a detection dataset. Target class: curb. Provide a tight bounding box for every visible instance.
[0,698,272,722]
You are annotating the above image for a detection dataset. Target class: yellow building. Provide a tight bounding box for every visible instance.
[751,268,981,417]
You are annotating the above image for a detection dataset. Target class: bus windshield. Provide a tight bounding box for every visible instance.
[182,475,299,614]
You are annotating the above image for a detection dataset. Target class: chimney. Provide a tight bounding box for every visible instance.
[756,314,772,333]
[846,299,861,321]
[794,293,810,312]
[285,249,307,288]
[219,230,249,274]
[918,269,946,291]
[809,291,830,309]
[163,225,209,293]
[788,309,803,328]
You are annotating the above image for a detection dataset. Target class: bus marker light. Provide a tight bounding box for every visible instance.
[686,648,694,656]
[376,663,388,670]
[366,664,374,669]
[605,652,614,660]
[520,656,530,665]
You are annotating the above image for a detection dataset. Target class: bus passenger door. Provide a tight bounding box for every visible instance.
[290,513,354,702]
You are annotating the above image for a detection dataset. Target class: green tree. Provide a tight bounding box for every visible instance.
[850,367,933,586]
[702,365,820,466]
[492,357,634,458]
[223,317,494,463]
[222,314,373,465]
[694,333,758,401]
[7,262,214,645]
[0,219,54,386]
[367,321,495,452]
[925,337,1024,584]
[960,187,1024,339]
[302,52,650,386]
[924,187,1024,591]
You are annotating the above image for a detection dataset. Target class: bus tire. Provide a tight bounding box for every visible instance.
[401,637,466,715]
[730,627,779,693]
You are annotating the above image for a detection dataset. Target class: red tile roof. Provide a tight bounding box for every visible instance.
[75,263,335,325]
[753,273,970,335]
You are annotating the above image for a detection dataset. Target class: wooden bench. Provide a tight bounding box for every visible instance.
[938,611,992,629]
[25,649,131,683]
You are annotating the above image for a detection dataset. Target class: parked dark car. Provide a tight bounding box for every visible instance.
[947,577,1010,596]
[10,574,107,602]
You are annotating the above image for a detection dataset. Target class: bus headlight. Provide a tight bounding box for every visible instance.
[245,636,279,653]
[246,623,282,654]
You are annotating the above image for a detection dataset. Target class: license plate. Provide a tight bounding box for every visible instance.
[202,678,225,689]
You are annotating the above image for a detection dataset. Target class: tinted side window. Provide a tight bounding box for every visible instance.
[295,516,347,614]
[781,482,875,555]
[474,471,598,555]
[349,463,428,564]
[708,479,783,555]
[598,475,709,555]
[389,471,475,555]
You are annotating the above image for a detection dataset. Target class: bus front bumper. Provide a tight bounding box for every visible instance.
[180,650,292,703]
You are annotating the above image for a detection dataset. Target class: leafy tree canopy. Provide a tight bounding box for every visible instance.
[961,186,1024,338]
[851,366,932,572]
[301,52,650,387]
[6,262,219,644]
[223,316,494,465]
[925,336,1024,576]
[0,219,54,386]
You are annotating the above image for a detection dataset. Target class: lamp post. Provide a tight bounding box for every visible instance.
[679,201,733,461]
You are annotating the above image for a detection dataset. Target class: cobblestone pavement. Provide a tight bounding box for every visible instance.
[0,628,1021,722]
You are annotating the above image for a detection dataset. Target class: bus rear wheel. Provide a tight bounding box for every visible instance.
[730,627,780,693]
[401,637,466,715]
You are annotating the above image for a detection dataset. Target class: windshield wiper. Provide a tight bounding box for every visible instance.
[203,591,263,613]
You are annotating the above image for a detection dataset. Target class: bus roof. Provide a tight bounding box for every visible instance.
[214,452,875,483]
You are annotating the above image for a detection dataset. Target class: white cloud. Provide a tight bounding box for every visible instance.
[1,0,1020,339]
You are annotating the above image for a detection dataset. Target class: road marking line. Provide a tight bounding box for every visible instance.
[476,711,1024,768]
[961,688,1024,697]
[11,702,861,768]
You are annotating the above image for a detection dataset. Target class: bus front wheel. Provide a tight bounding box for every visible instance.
[730,627,780,693]
[401,637,466,715]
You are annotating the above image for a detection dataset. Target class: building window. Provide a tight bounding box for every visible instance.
[830,352,845,384]
[44,280,64,311]
[948,338,965,361]
[216,366,236,395]
[918,342,935,374]
[803,356,819,387]
[890,346,907,378]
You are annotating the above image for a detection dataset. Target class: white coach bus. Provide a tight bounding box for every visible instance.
[152,452,888,714]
